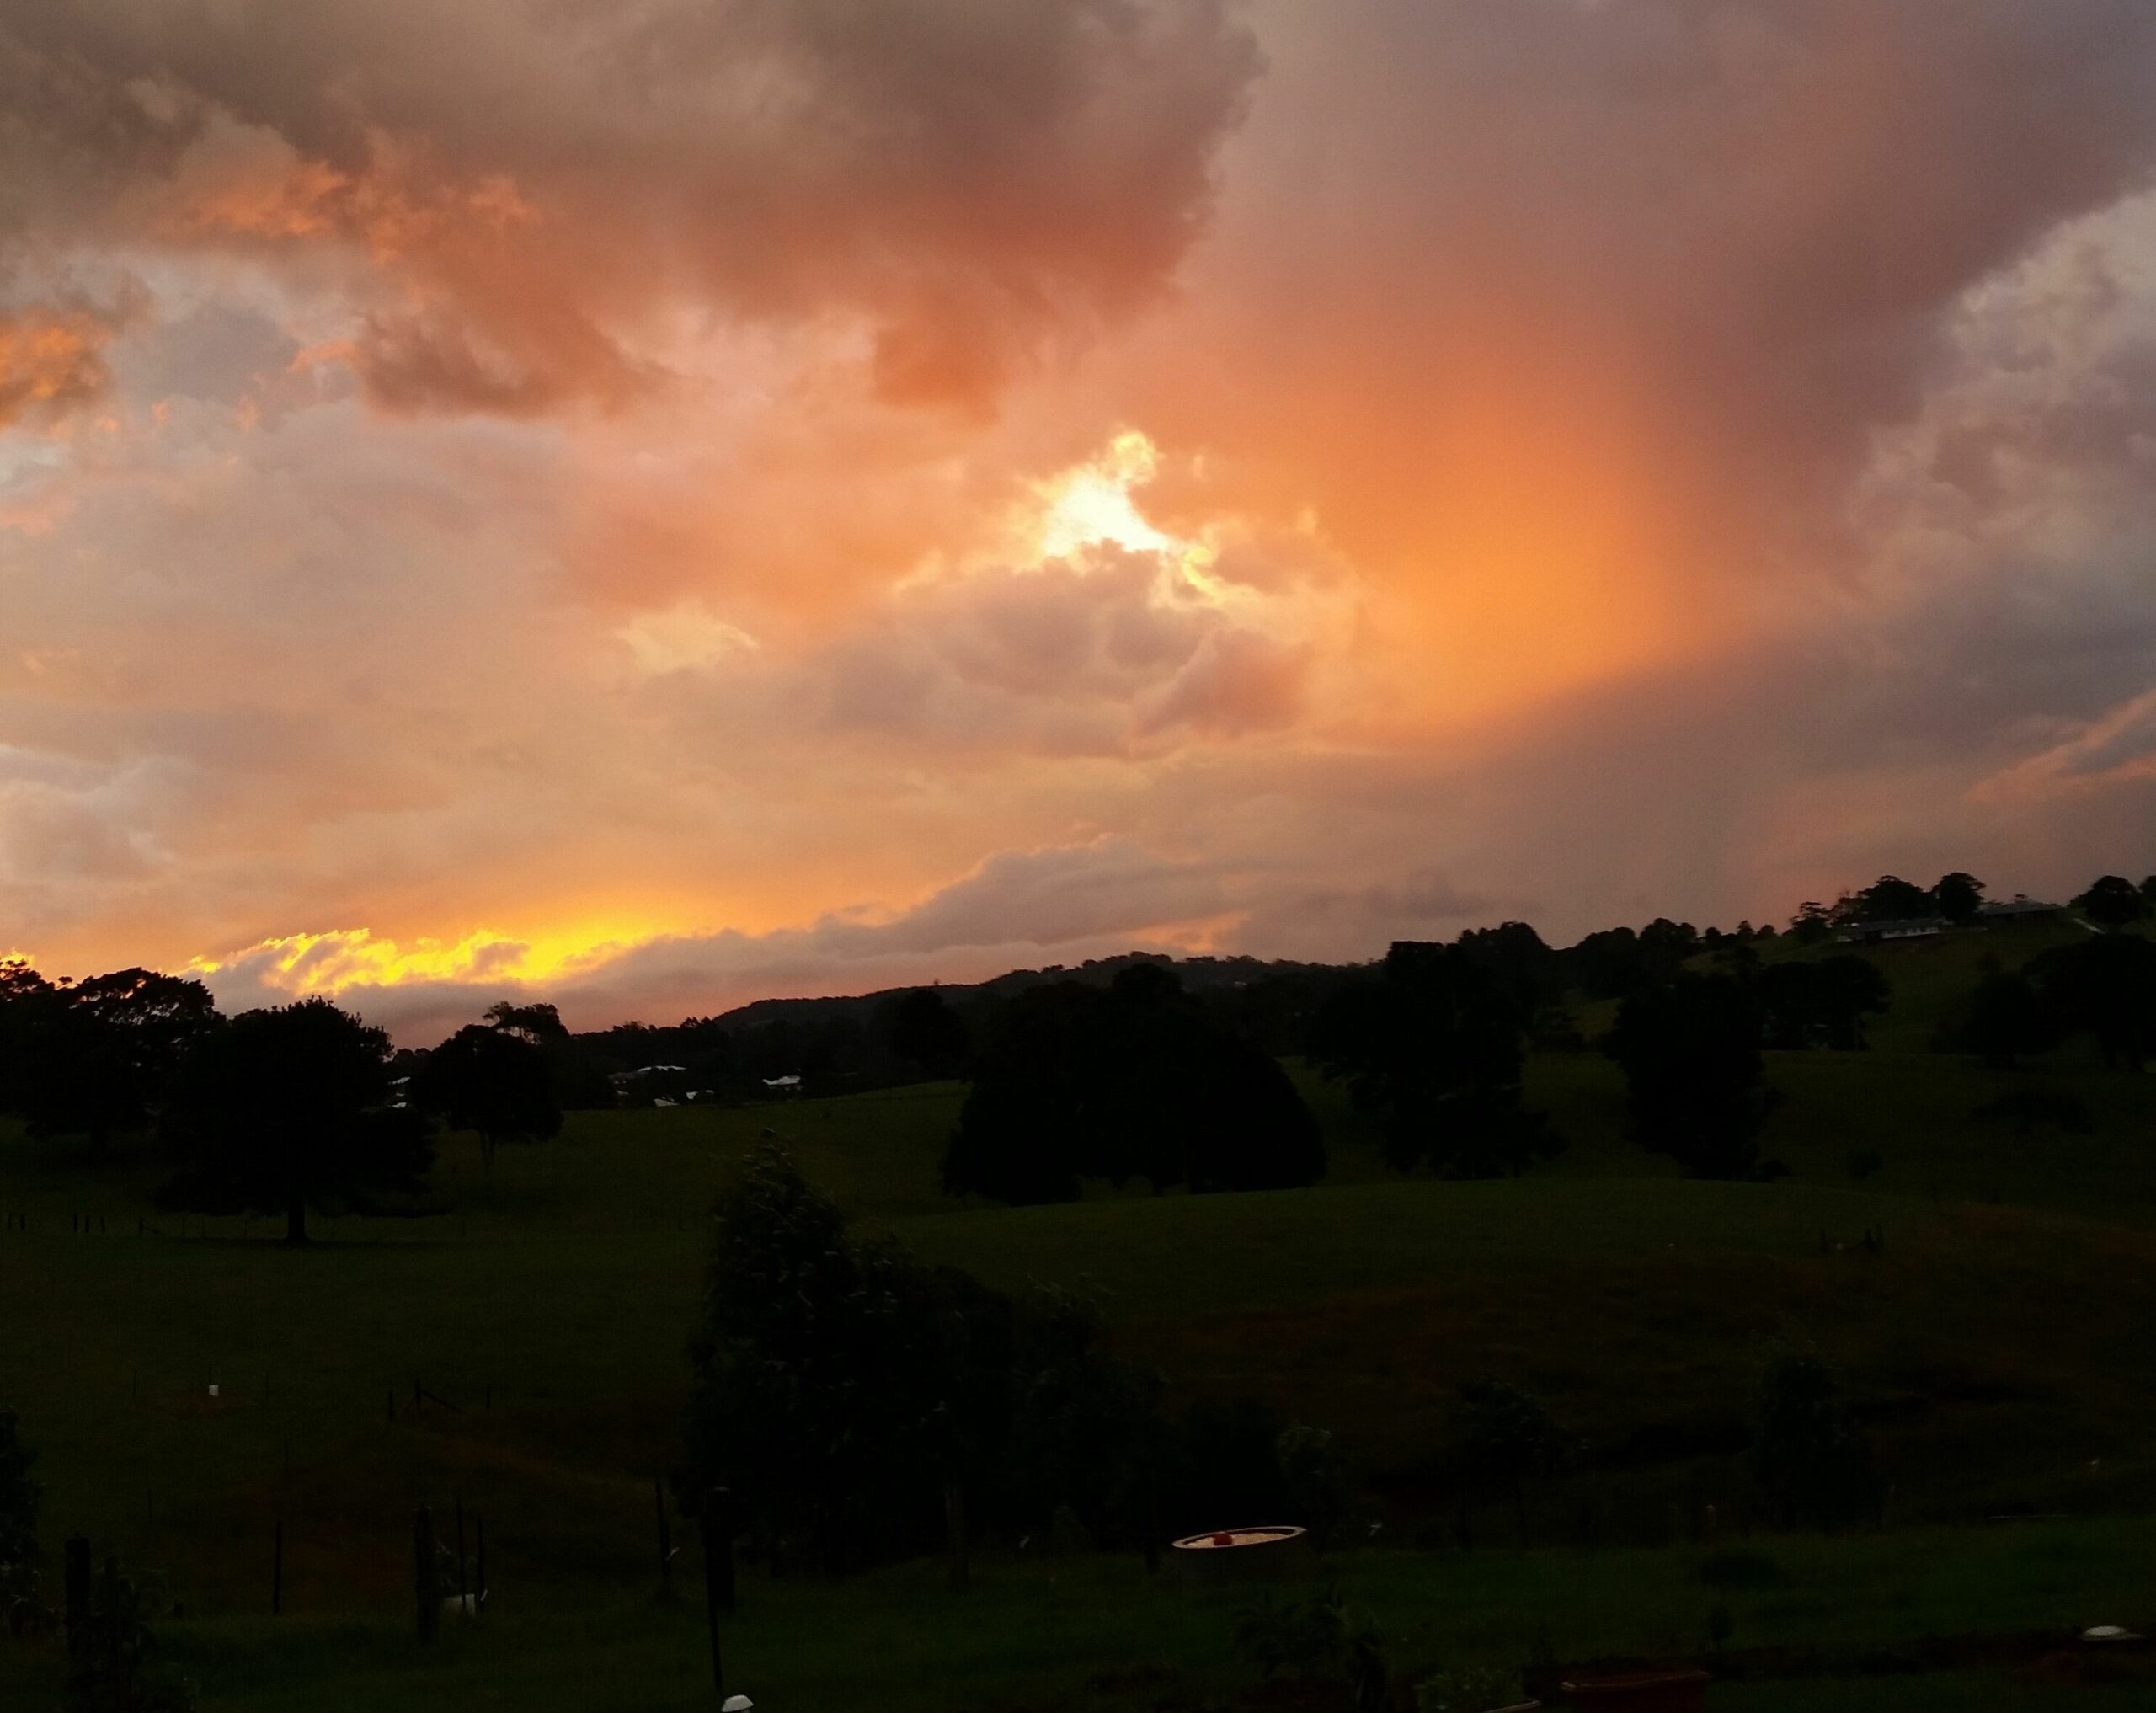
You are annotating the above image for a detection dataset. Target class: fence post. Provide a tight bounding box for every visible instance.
[698,1494,727,1698]
[655,1477,675,1600]
[413,1506,439,1644]
[945,1481,969,1593]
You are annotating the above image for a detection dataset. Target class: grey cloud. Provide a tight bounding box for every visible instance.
[2,0,1262,411]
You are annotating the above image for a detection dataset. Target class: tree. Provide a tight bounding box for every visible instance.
[2032,934,2156,1070]
[2074,874,2150,929]
[1314,942,1560,1179]
[158,1000,432,1246]
[483,1001,568,1043]
[1932,872,1986,926]
[876,987,970,1081]
[1449,1379,1564,1542]
[1836,876,1935,925]
[945,967,1322,1204]
[1786,902,1834,947]
[409,1022,563,1167]
[1960,967,2058,1069]
[685,1141,949,1572]
[1751,1353,1876,1531]
[1453,921,1561,1014]
[3,970,219,1155]
[1756,957,1890,1050]
[1566,926,1656,997]
[1606,974,1779,1178]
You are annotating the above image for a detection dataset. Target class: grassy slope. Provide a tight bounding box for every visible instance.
[3,923,2154,1708]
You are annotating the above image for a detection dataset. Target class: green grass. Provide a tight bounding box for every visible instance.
[8,1521,2156,1710]
[4,969,2156,1710]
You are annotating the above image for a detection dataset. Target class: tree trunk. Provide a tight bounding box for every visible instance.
[286,1195,308,1246]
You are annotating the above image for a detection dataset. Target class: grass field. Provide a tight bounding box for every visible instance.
[3,921,2153,1708]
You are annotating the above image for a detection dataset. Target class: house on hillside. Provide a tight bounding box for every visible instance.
[760,1074,803,1096]
[1978,897,2064,925]
[1833,916,1946,946]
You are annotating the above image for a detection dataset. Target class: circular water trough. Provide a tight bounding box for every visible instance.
[1168,1524,1310,1585]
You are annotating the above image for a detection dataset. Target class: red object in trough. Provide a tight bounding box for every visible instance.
[1558,1669,1709,1712]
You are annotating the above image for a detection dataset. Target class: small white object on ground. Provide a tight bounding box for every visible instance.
[721,1697,754,1711]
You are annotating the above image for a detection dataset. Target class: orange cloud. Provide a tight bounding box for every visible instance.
[0,309,115,430]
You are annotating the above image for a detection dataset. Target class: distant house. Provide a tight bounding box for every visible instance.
[761,1074,803,1095]
[1979,897,2064,925]
[1833,916,1946,946]
[608,1063,688,1086]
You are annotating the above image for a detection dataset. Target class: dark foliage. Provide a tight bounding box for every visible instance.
[157,999,433,1245]
[685,1143,1171,1573]
[1957,966,2059,1068]
[2074,874,2150,929]
[873,988,971,1080]
[1606,974,1779,1178]
[1756,955,1891,1050]
[1833,875,1936,926]
[2031,933,2156,1070]
[0,969,219,1155]
[1750,1353,1878,1532]
[408,1022,563,1166]
[1314,942,1560,1178]
[944,965,1324,1204]
[1933,871,1987,926]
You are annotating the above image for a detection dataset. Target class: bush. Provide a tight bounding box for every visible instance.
[1234,1587,1389,1708]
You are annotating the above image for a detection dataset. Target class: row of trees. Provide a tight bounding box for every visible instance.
[0,963,578,1241]
[1957,935,2156,1071]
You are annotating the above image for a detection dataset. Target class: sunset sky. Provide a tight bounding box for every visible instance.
[5,0,2156,1038]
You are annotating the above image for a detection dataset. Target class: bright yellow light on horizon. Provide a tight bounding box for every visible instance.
[186,917,671,999]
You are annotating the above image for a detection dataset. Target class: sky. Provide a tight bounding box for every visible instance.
[4,0,2156,1039]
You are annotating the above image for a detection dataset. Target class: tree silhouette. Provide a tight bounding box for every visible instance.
[1314,941,1559,1178]
[945,966,1322,1203]
[158,1000,432,1245]
[1835,876,1935,925]
[877,987,970,1080]
[2075,874,2150,929]
[2,969,218,1156]
[410,1022,563,1168]
[1932,872,1987,926]
[1961,966,2058,1069]
[1607,974,1779,1177]
[2032,934,2156,1070]
[1757,956,1890,1050]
